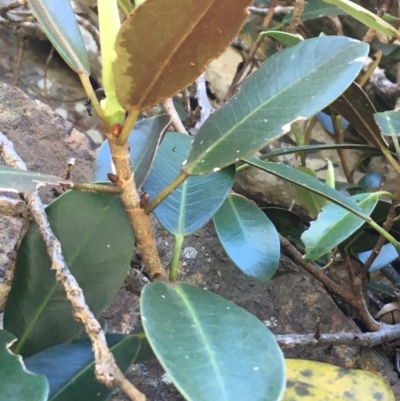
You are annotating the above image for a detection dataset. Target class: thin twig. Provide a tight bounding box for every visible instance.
[162,98,188,134]
[0,132,146,401]
[275,323,400,348]
[280,235,380,331]
[287,0,305,33]
[363,176,400,272]
[262,0,278,28]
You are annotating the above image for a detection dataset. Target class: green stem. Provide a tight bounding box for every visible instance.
[365,217,400,256]
[392,136,400,162]
[145,171,189,214]
[117,108,139,145]
[382,147,400,176]
[63,182,122,194]
[78,73,105,120]
[170,234,184,281]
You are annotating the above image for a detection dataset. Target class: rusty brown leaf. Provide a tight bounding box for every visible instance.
[112,0,251,111]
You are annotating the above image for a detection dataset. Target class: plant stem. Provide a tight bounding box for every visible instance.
[162,98,187,134]
[145,171,189,214]
[78,73,104,120]
[382,147,400,176]
[118,108,140,145]
[170,234,184,281]
[365,217,400,255]
[108,136,168,282]
[64,182,123,195]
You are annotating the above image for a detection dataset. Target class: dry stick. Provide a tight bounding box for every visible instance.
[0,132,146,401]
[108,137,169,282]
[248,5,293,15]
[162,98,188,134]
[276,323,400,348]
[224,0,278,101]
[287,0,305,33]
[280,235,381,331]
[328,15,344,36]
[362,0,390,43]
[363,176,400,272]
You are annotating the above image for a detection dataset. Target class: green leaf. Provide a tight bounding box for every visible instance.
[25,330,154,401]
[95,115,171,188]
[260,31,302,47]
[184,36,369,175]
[0,330,49,401]
[375,110,400,136]
[28,0,90,74]
[302,193,379,262]
[0,166,70,193]
[213,194,280,281]
[259,143,379,160]
[244,157,363,215]
[294,167,327,219]
[141,282,285,401]
[382,13,400,22]
[113,0,251,111]
[4,191,135,357]
[261,207,301,236]
[323,0,400,39]
[368,278,395,295]
[143,132,235,235]
[331,83,388,148]
[283,0,348,22]
[283,359,395,401]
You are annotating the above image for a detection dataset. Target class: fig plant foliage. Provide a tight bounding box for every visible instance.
[0,0,398,400]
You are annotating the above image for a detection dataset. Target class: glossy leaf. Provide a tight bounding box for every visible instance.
[213,194,280,281]
[4,191,135,357]
[244,157,363,214]
[262,207,301,236]
[0,330,49,401]
[143,132,235,235]
[28,0,90,74]
[302,193,379,262]
[261,31,301,47]
[323,0,400,39]
[141,282,285,401]
[25,330,154,401]
[332,83,388,149]
[375,110,400,136]
[283,0,347,22]
[283,359,395,401]
[260,143,378,159]
[95,115,171,188]
[184,36,369,175]
[0,166,70,193]
[294,167,327,219]
[113,0,251,111]
[357,243,398,272]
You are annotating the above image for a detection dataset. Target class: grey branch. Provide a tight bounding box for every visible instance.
[248,5,293,15]
[0,132,145,401]
[275,323,400,348]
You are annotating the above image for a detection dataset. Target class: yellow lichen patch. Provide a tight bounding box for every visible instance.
[282,359,395,401]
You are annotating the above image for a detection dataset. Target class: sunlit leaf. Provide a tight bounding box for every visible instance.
[302,193,379,262]
[184,36,369,175]
[323,0,400,39]
[0,166,70,193]
[262,207,301,236]
[283,359,395,401]
[141,282,285,401]
[0,330,49,401]
[28,0,90,74]
[213,194,280,281]
[113,0,251,111]
[375,110,400,136]
[261,31,302,47]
